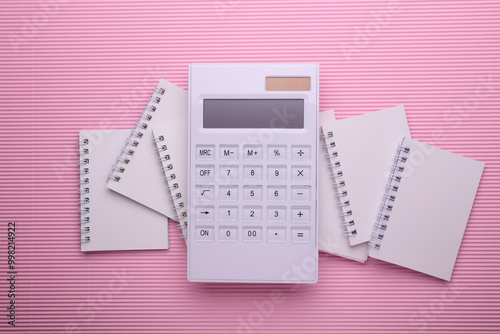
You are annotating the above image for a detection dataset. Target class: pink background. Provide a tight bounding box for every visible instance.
[1,0,499,333]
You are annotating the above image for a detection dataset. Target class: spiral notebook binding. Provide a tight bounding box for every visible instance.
[321,129,357,237]
[108,82,166,183]
[153,133,188,238]
[369,141,411,250]
[78,138,91,244]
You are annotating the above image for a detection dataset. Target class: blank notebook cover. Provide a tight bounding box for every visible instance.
[369,137,484,281]
[79,129,169,251]
[318,110,368,262]
[107,79,188,219]
[152,123,188,242]
[321,105,411,246]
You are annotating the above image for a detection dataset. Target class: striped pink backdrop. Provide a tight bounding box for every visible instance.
[1,0,499,333]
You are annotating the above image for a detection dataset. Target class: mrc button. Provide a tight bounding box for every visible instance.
[196,145,215,160]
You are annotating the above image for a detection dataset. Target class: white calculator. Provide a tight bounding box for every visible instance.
[188,63,319,283]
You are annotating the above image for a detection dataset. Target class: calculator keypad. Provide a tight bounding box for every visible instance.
[194,144,312,243]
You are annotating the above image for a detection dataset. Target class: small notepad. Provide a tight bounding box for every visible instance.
[79,129,168,252]
[318,110,368,262]
[152,122,188,242]
[321,106,411,246]
[369,137,484,281]
[107,79,188,220]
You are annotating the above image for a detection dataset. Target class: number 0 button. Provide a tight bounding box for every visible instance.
[219,226,238,242]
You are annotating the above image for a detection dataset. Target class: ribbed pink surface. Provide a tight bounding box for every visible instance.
[1,0,499,333]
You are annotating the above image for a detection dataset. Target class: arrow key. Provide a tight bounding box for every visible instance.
[195,206,214,222]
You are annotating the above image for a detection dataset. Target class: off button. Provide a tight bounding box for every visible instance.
[196,165,215,181]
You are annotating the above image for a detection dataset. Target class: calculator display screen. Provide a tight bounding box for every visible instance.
[203,99,304,129]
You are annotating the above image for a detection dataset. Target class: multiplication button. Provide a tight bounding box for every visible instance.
[291,145,311,160]
[292,166,311,181]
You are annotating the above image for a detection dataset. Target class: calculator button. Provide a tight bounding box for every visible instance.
[243,165,263,181]
[291,145,311,160]
[219,206,238,221]
[243,227,262,242]
[267,227,286,243]
[291,186,311,202]
[219,165,239,182]
[195,206,214,221]
[267,206,286,223]
[195,226,214,241]
[219,226,238,242]
[291,207,310,223]
[243,186,263,201]
[219,185,238,201]
[195,185,215,202]
[291,227,310,243]
[292,166,311,181]
[196,165,215,181]
[267,145,286,160]
[243,145,263,160]
[267,165,286,181]
[243,206,262,222]
[267,186,287,201]
[220,145,238,160]
[196,145,215,160]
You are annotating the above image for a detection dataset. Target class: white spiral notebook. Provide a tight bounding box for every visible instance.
[318,110,369,262]
[321,106,411,246]
[152,123,188,241]
[79,129,168,252]
[368,137,484,280]
[107,79,188,228]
